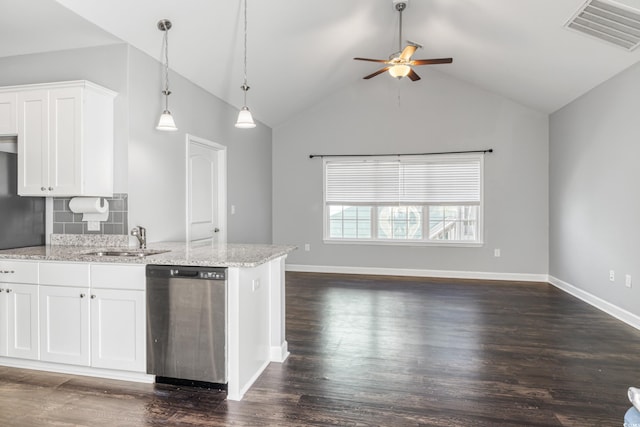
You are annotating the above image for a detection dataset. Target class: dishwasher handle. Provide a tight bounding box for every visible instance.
[170,269,199,278]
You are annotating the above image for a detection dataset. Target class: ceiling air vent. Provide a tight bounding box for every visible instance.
[566,0,640,51]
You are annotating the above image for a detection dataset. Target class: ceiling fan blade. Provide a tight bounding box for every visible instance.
[399,45,417,61]
[363,67,390,79]
[411,58,453,66]
[407,69,421,81]
[354,57,390,64]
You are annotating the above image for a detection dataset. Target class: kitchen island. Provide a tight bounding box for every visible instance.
[0,240,295,401]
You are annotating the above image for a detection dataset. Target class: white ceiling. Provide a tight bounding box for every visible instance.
[4,0,640,127]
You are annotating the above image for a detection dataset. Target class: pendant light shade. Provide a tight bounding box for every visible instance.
[156,19,177,132]
[235,106,256,129]
[236,0,255,129]
[157,110,178,131]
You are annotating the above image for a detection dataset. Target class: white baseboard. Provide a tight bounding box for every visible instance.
[270,341,290,363]
[285,264,547,283]
[548,275,640,330]
[227,359,270,402]
[0,357,154,383]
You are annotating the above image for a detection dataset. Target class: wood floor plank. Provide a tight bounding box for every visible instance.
[0,272,638,425]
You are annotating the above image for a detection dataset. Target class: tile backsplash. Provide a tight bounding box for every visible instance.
[53,193,128,235]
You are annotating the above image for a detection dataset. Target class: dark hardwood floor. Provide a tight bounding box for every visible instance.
[1,272,639,426]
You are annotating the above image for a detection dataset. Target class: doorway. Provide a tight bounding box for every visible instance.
[185,134,227,244]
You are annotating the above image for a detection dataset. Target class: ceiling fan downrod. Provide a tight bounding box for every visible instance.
[396,1,406,54]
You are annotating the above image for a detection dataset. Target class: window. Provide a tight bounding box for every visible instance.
[324,154,483,245]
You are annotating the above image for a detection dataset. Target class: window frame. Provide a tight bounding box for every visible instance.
[322,154,484,247]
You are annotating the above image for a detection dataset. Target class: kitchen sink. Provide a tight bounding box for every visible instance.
[83,249,170,258]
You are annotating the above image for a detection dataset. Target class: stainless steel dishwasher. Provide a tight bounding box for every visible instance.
[146,265,226,387]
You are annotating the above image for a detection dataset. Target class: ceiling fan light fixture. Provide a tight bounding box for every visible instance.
[389,64,411,78]
[235,106,256,129]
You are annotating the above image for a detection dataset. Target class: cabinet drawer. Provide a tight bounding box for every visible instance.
[0,260,38,284]
[91,263,145,290]
[39,262,90,286]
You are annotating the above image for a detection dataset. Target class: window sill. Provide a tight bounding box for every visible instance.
[323,239,484,248]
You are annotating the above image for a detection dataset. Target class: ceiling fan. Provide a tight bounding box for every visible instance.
[354,0,453,81]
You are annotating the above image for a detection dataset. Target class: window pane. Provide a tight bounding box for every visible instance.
[428,205,478,241]
[328,205,372,238]
[329,206,343,238]
[377,206,422,240]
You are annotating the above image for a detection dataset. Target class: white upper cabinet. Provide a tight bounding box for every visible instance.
[0,92,17,135]
[15,81,116,197]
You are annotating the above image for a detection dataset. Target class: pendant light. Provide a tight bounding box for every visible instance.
[235,0,256,129]
[156,19,178,131]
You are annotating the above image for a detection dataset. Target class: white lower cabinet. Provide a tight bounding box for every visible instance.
[0,261,148,379]
[0,288,6,356]
[0,261,39,360]
[5,283,39,360]
[39,285,90,366]
[90,288,145,372]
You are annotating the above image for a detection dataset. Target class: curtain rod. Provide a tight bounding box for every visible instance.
[309,149,493,159]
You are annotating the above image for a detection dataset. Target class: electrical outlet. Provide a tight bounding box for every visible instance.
[87,221,100,231]
[609,270,615,282]
[231,205,236,215]
[252,279,260,291]
[626,274,632,288]
[494,249,501,257]
[305,243,310,251]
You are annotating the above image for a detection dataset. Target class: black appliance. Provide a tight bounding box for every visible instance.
[0,148,45,249]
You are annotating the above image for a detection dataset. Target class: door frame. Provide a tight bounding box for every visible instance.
[185,134,227,244]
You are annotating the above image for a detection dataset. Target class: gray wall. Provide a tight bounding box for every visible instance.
[0,44,273,244]
[273,70,549,275]
[127,46,273,244]
[550,62,640,315]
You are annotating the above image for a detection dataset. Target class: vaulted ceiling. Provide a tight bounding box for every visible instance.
[3,0,640,127]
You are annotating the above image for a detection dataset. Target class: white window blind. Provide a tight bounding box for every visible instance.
[325,155,482,205]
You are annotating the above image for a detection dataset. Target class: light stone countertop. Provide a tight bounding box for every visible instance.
[0,241,296,268]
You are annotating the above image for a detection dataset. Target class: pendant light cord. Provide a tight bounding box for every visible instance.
[162,25,171,110]
[241,0,249,106]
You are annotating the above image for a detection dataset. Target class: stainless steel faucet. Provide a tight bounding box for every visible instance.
[131,226,147,249]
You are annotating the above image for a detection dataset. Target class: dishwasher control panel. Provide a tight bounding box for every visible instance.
[147,265,227,281]
[198,271,226,280]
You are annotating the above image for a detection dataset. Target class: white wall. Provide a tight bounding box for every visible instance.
[127,46,273,244]
[273,70,549,275]
[550,61,640,316]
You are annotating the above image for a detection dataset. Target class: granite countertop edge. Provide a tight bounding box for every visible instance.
[0,242,297,268]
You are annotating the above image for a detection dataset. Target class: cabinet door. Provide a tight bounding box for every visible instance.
[91,289,145,372]
[17,90,49,196]
[6,283,39,360]
[0,92,17,135]
[48,87,82,196]
[39,285,90,366]
[0,290,7,356]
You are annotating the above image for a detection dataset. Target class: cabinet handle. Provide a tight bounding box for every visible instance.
[91,294,96,299]
[0,289,4,292]
[48,187,54,191]
[6,289,12,293]
[41,187,46,191]
[80,293,86,298]
[0,270,15,274]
